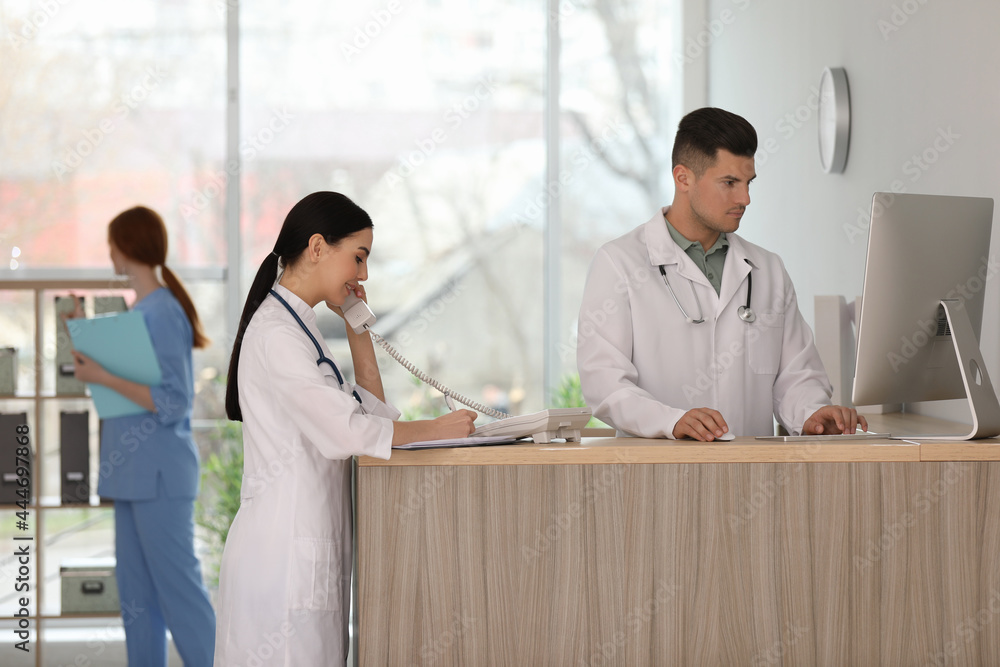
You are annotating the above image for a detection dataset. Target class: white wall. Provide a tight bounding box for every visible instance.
[700,0,1000,420]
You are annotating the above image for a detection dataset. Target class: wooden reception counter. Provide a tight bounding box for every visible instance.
[355,415,1000,666]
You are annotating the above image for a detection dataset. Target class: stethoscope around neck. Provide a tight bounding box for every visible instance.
[269,288,363,404]
[658,258,756,324]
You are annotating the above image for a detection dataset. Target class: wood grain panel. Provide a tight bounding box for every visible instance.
[979,463,1000,666]
[777,461,819,666]
[809,463,853,665]
[357,461,1000,666]
[904,463,945,664]
[937,462,981,667]
[847,462,882,666]
[877,461,911,667]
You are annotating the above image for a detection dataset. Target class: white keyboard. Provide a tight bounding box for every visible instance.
[755,431,890,442]
[471,408,592,443]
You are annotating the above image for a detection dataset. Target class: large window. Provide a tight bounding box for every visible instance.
[0,0,226,267]
[1,0,679,418]
[235,0,678,415]
[556,0,677,390]
[0,0,230,400]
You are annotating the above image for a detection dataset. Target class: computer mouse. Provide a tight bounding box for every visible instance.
[714,431,735,441]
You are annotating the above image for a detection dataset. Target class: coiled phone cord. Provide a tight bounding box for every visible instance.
[367,330,509,420]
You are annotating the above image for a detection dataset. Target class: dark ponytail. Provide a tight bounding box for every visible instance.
[225,192,374,421]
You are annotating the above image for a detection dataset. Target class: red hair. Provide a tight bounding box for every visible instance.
[108,206,210,349]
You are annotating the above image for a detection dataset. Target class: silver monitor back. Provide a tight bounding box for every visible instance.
[853,192,994,407]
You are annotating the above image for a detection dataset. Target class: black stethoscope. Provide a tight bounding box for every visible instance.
[269,289,363,405]
[658,258,756,324]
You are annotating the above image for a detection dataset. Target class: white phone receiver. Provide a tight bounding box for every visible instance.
[342,293,377,334]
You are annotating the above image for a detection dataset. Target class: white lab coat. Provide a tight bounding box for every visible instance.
[577,210,832,438]
[214,285,395,666]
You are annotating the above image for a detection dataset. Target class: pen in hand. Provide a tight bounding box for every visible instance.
[444,393,457,412]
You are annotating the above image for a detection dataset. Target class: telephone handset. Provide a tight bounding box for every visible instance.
[340,293,591,442]
[342,293,378,334]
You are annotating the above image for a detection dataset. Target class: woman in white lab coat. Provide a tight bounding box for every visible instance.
[214,192,476,666]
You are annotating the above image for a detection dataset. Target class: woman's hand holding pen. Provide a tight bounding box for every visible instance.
[433,409,478,438]
[391,409,478,447]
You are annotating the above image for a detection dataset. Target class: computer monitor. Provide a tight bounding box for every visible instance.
[852,192,1000,439]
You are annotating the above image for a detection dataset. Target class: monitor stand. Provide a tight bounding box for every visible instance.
[912,300,1000,440]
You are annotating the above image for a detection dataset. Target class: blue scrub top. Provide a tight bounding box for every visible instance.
[97,287,201,500]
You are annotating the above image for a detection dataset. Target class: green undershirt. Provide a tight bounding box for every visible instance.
[664,218,729,295]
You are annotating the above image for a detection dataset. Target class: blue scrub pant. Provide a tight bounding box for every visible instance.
[114,485,215,666]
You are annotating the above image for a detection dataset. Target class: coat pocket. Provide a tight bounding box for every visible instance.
[746,312,784,375]
[288,538,341,612]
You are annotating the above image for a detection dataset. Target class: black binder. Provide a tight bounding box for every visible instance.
[61,411,90,504]
[0,412,31,504]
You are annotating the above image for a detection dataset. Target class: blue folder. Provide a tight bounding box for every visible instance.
[66,310,162,419]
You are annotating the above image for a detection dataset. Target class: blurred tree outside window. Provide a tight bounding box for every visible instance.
[1,0,677,429]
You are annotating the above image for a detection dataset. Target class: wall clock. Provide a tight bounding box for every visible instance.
[818,67,851,174]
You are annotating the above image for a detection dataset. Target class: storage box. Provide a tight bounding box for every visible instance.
[55,295,86,395]
[60,558,119,614]
[0,412,30,504]
[0,347,16,395]
[94,296,127,314]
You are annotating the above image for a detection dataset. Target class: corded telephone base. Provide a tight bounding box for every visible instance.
[471,408,592,443]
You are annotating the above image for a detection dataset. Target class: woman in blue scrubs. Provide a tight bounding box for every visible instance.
[70,206,216,666]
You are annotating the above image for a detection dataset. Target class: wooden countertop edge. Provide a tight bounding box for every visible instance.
[358,437,926,467]
[920,442,1000,461]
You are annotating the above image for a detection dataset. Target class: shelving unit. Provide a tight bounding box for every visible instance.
[0,267,224,666]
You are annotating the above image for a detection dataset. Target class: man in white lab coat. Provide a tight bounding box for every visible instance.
[577,107,866,440]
